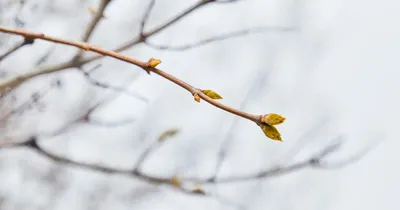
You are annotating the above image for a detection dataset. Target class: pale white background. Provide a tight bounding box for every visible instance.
[0,0,399,209]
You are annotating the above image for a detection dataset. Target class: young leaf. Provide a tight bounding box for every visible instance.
[261,113,285,125]
[147,58,161,68]
[261,124,282,141]
[201,89,223,100]
[158,128,179,142]
[192,188,206,195]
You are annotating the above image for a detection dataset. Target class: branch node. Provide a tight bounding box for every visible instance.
[139,34,147,42]
[144,58,161,74]
[24,37,35,45]
[23,136,38,148]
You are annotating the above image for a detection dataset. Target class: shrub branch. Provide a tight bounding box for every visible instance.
[0,26,266,128]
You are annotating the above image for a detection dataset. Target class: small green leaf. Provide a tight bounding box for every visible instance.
[261,113,286,125]
[201,89,223,100]
[158,128,179,142]
[261,124,282,141]
[147,58,161,68]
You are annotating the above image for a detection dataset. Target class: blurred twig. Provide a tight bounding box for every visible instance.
[215,0,244,3]
[145,26,294,51]
[0,0,252,91]
[139,0,156,37]
[0,137,373,195]
[82,64,148,103]
[0,37,34,61]
[208,70,270,181]
[72,0,111,61]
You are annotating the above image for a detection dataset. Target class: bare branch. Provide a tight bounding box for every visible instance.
[194,140,359,184]
[145,26,294,51]
[139,0,156,36]
[135,0,210,43]
[28,64,144,129]
[133,142,162,171]
[214,0,244,3]
[0,136,373,196]
[0,26,272,134]
[0,137,197,196]
[0,0,271,95]
[72,0,112,61]
[34,46,56,66]
[0,81,55,123]
[82,68,149,103]
[208,70,269,181]
[315,139,382,169]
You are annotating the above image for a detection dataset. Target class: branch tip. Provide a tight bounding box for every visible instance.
[260,123,282,141]
[261,113,285,125]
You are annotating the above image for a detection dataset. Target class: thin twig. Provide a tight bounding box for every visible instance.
[0,138,371,192]
[0,26,264,127]
[72,0,111,61]
[82,70,148,103]
[0,0,256,93]
[193,142,345,183]
[209,70,268,181]
[215,0,244,3]
[0,137,195,195]
[133,141,163,171]
[145,26,294,51]
[35,46,56,66]
[139,0,156,36]
[134,0,210,44]
[315,139,382,169]
[69,0,213,67]
[0,82,54,123]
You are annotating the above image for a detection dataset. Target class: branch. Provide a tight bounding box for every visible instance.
[81,64,149,103]
[34,46,56,66]
[0,135,195,195]
[194,141,354,184]
[0,136,373,196]
[134,0,210,45]
[80,0,212,57]
[72,0,111,61]
[0,0,265,96]
[208,70,268,181]
[215,0,244,3]
[0,37,34,61]
[0,80,57,123]
[0,0,213,91]
[139,0,156,36]
[144,26,294,51]
[0,26,273,135]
